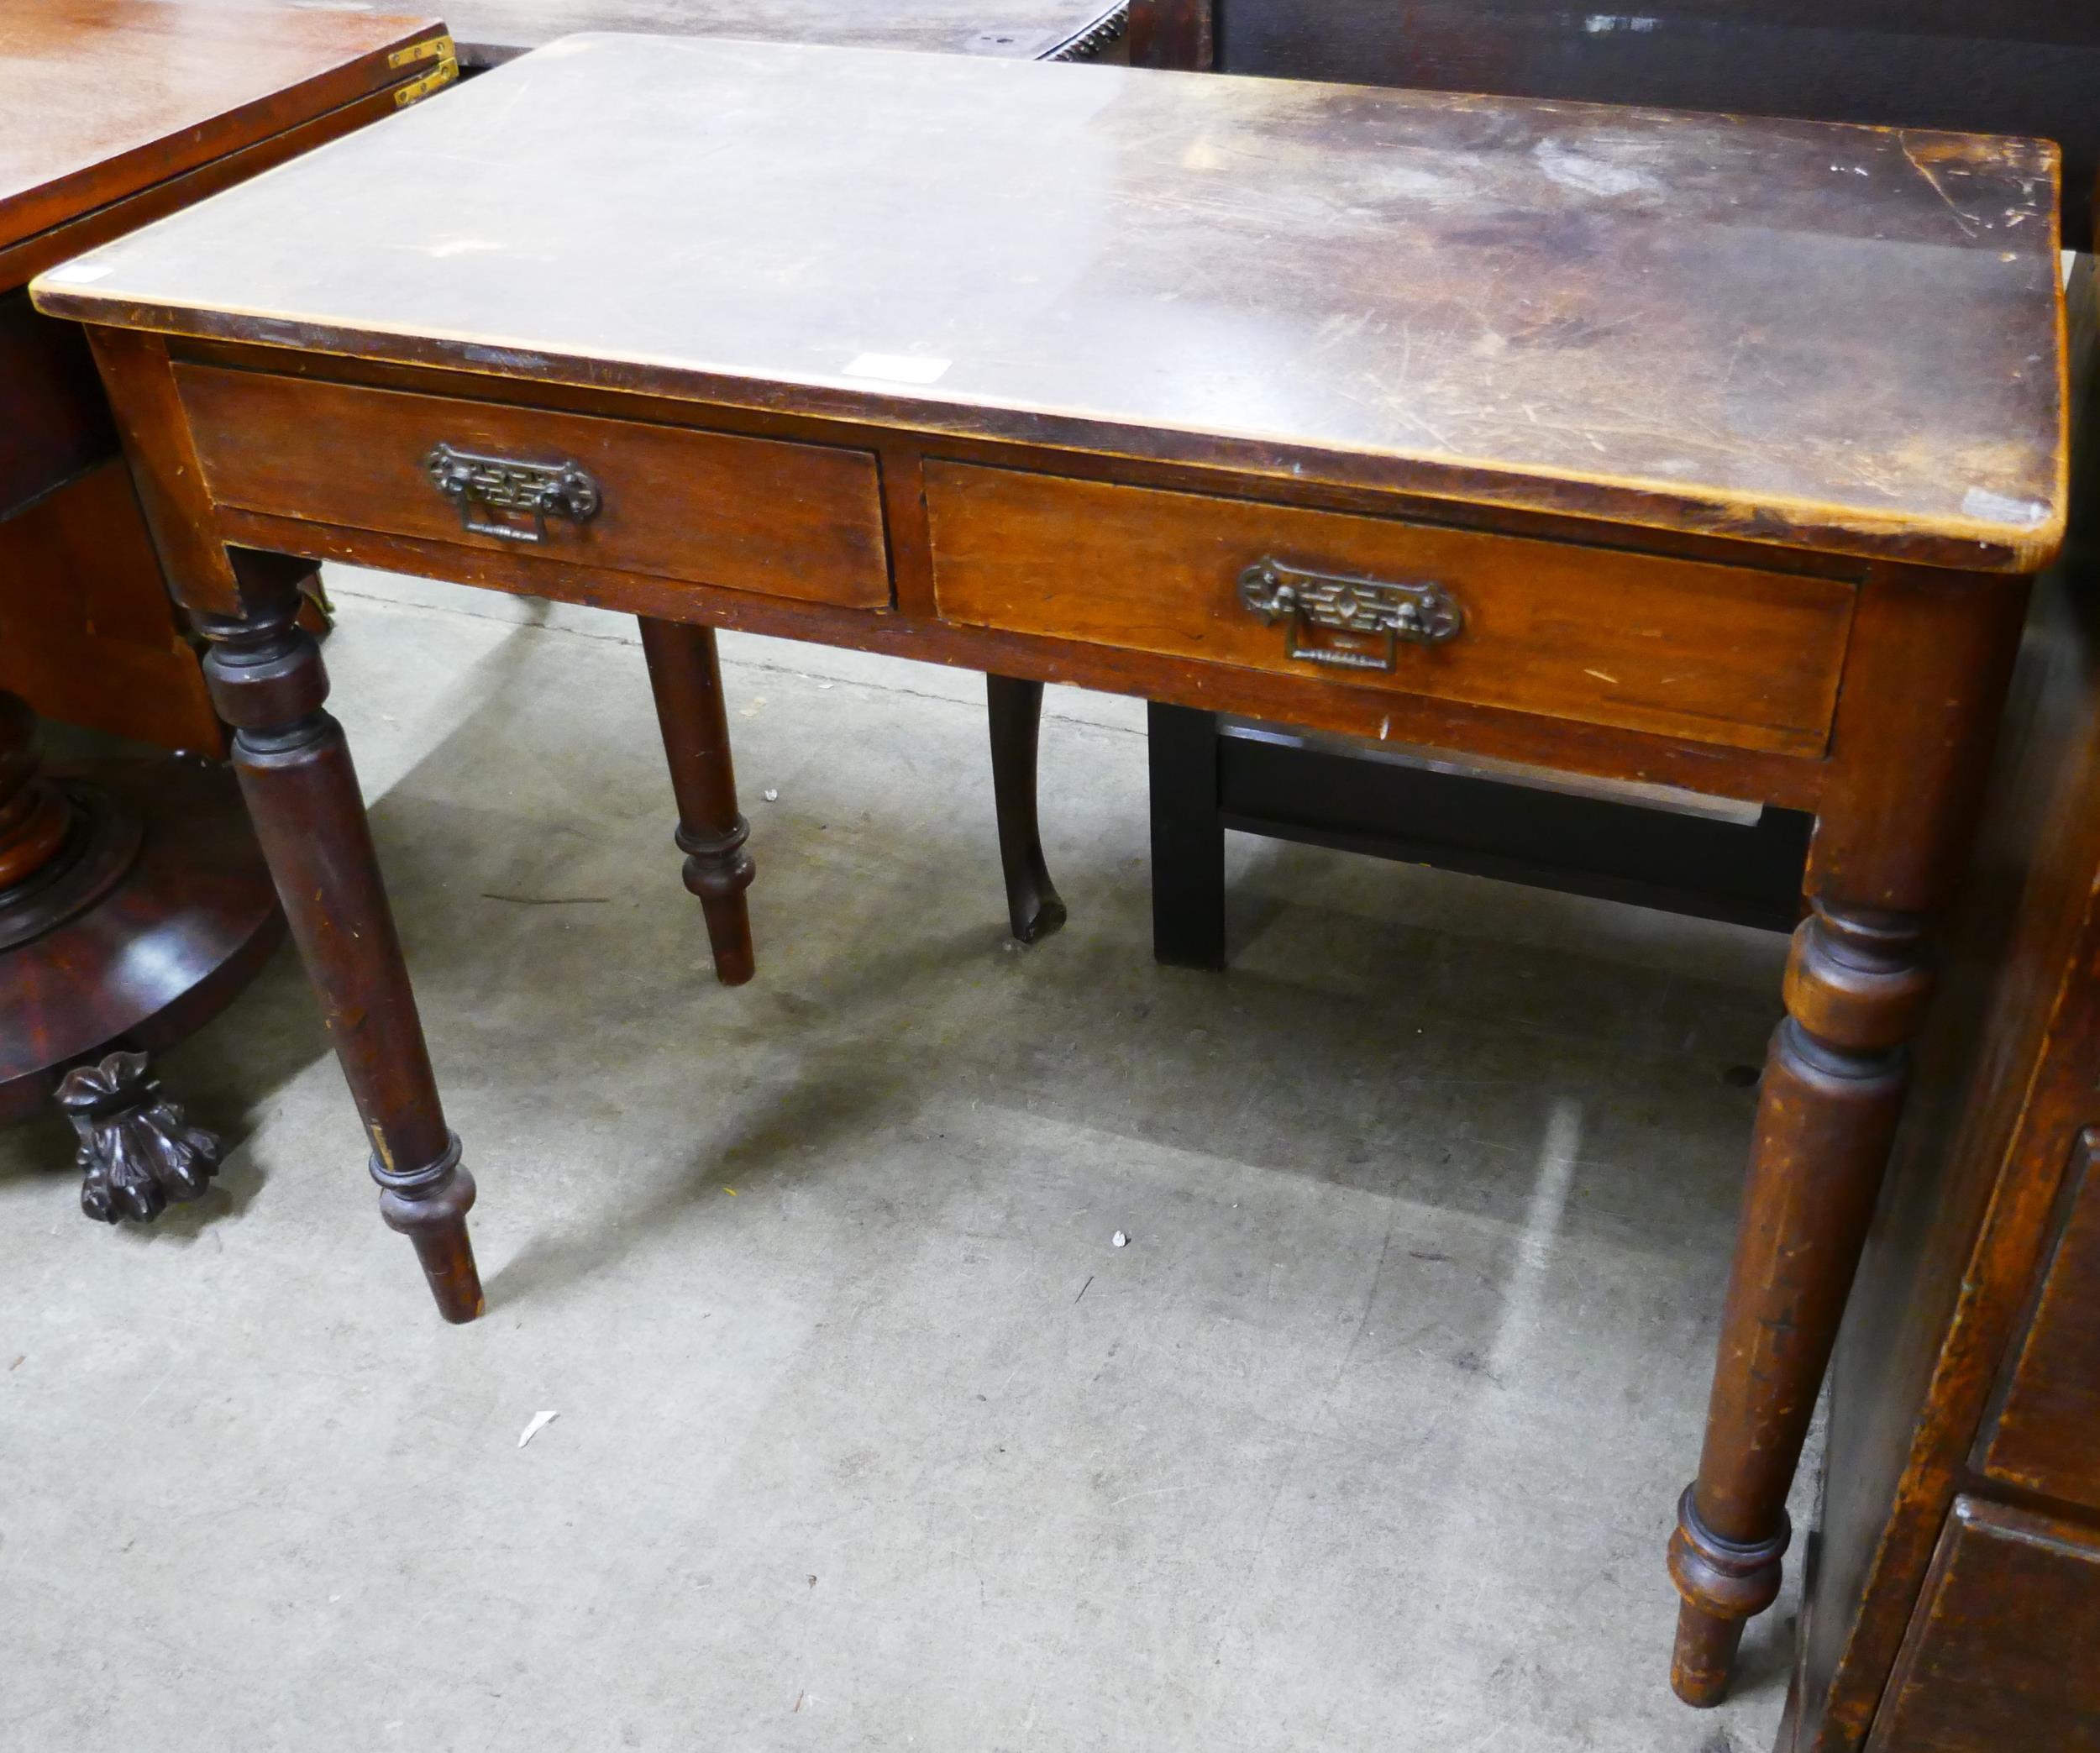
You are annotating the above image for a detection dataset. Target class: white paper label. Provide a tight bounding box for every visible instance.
[843,352,951,385]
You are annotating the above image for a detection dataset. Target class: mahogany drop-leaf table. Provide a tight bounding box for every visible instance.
[0,0,455,1211]
[34,36,2068,1705]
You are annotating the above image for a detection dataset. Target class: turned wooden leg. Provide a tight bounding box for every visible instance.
[986,674,1066,943]
[197,573,483,1324]
[1670,901,1930,1702]
[1659,569,2028,1705]
[638,618,755,986]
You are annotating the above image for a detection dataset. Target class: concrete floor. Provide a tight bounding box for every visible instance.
[1,568,1811,1751]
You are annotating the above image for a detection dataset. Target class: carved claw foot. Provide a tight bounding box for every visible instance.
[56,1050,221,1222]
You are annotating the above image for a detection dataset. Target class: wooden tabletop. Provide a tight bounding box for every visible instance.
[37,34,2067,571]
[437,0,1126,65]
[0,1,446,255]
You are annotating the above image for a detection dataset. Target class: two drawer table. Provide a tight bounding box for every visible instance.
[34,36,2069,1704]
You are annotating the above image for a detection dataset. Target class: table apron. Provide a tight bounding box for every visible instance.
[209,500,1833,817]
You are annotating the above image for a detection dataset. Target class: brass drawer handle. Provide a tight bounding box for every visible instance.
[424,442,601,544]
[1237,559,1462,672]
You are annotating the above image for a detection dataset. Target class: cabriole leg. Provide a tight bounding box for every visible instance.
[986,674,1066,944]
[197,570,483,1323]
[638,618,756,986]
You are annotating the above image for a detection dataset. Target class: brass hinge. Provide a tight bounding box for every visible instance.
[389,34,454,70]
[393,55,459,108]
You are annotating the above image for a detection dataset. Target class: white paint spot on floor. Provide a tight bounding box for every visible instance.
[1484,1098,1584,1381]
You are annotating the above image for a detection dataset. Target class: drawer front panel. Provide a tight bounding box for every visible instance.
[927,464,1854,755]
[176,366,890,608]
[1867,1498,2100,1753]
[1979,1131,2100,1511]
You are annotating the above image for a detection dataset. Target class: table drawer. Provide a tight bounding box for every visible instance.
[1867,1498,2100,1753]
[927,464,1855,755]
[1977,1131,2100,1512]
[176,365,890,608]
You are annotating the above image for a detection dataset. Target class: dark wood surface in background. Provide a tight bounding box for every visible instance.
[1126,0,1205,69]
[37,35,2067,573]
[0,0,446,255]
[1866,1499,2100,1751]
[0,750,282,1123]
[1,0,450,750]
[0,289,112,519]
[439,0,1124,63]
[0,459,219,751]
[1977,1134,2100,1511]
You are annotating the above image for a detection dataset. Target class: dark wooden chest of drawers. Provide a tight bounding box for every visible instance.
[1793,307,2100,1749]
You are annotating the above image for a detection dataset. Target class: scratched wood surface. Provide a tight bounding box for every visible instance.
[438,0,1123,64]
[37,34,2067,569]
[0,0,444,256]
[1212,0,2100,255]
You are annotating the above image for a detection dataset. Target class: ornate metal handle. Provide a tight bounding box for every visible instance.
[424,442,601,544]
[1237,559,1463,672]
